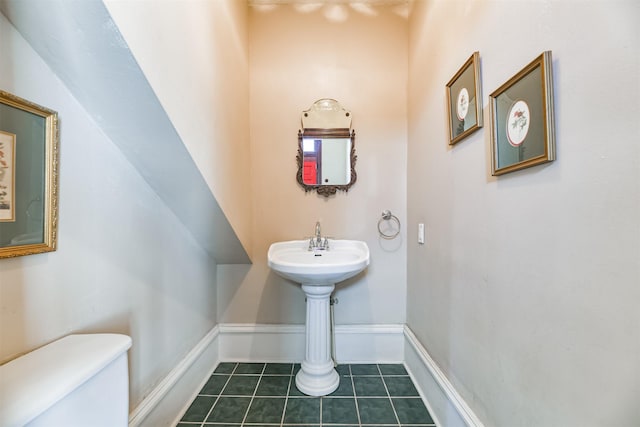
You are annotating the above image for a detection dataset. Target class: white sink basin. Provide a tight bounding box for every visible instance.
[268,239,370,285]
[267,238,370,396]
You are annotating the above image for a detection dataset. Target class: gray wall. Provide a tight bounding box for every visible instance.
[407,1,639,426]
[0,11,218,412]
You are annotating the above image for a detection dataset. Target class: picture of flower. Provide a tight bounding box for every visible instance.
[506,100,530,147]
[512,109,527,131]
[0,131,15,221]
[490,51,555,175]
[456,87,469,121]
[446,52,482,145]
[0,186,8,210]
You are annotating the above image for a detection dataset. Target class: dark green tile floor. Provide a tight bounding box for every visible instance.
[177,362,436,427]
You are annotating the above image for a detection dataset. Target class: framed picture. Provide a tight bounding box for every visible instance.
[489,51,555,175]
[0,90,59,258]
[446,51,483,145]
[0,130,16,222]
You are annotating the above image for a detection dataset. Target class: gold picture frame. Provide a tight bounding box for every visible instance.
[0,90,59,258]
[489,51,555,175]
[446,51,483,145]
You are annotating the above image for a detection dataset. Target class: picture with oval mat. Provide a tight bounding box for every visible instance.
[489,51,556,175]
[446,51,483,145]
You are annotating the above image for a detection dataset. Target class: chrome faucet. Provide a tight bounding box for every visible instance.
[309,221,329,251]
[315,221,322,244]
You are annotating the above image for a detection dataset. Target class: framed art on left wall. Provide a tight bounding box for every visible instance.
[0,90,59,258]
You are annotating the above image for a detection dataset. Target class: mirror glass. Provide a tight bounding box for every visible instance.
[301,136,351,185]
[297,129,356,197]
[297,99,357,197]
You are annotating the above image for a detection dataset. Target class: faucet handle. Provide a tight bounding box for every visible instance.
[323,237,332,250]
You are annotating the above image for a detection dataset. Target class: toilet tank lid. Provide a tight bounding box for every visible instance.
[0,333,132,427]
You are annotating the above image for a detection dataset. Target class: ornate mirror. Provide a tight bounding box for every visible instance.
[296,99,357,197]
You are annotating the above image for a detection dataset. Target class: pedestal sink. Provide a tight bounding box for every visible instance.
[267,239,370,396]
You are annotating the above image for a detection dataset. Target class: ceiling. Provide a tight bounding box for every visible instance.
[249,0,408,4]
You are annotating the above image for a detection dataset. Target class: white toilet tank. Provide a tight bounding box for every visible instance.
[0,333,132,427]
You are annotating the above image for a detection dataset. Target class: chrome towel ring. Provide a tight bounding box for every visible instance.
[378,210,400,239]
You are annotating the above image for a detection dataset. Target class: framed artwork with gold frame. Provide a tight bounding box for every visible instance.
[0,90,59,258]
[446,51,483,145]
[489,51,556,175]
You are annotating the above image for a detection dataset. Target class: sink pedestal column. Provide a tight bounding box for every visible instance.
[295,283,339,396]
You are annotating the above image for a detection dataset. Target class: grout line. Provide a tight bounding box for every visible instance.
[378,363,402,427]
[240,363,267,426]
[349,364,362,426]
[199,362,238,427]
[280,363,295,427]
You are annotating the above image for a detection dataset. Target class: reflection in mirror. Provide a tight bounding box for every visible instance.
[301,136,351,185]
[297,129,356,197]
[297,99,357,197]
[0,90,59,258]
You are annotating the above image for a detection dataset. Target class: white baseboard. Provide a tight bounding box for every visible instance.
[218,323,305,362]
[218,323,405,363]
[128,326,220,427]
[335,324,405,363]
[128,324,482,427]
[403,326,485,427]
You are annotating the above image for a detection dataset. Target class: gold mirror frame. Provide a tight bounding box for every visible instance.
[296,128,357,197]
[0,90,59,258]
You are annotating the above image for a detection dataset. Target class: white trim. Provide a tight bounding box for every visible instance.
[218,323,404,363]
[403,325,485,427]
[128,326,220,427]
[219,323,304,334]
[337,323,405,334]
[218,323,306,362]
[335,323,405,363]
[218,323,404,334]
[128,324,483,427]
